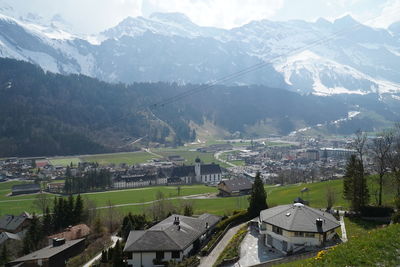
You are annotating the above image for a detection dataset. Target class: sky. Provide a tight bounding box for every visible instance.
[1,0,400,33]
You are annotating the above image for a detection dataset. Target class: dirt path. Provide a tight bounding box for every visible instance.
[94,193,216,210]
[199,223,246,267]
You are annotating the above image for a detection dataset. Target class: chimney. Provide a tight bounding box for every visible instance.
[173,217,180,226]
[52,238,66,247]
[316,218,323,228]
[205,222,209,229]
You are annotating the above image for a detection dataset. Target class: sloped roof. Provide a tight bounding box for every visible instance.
[219,177,253,192]
[171,166,195,178]
[260,204,340,233]
[11,184,40,193]
[200,164,221,175]
[124,214,221,252]
[9,238,85,263]
[0,212,31,232]
[0,232,21,245]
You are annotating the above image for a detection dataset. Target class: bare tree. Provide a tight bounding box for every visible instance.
[82,196,97,226]
[32,193,52,214]
[370,130,394,206]
[388,124,400,197]
[105,200,120,233]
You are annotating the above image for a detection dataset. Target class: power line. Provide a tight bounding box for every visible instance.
[146,8,399,110]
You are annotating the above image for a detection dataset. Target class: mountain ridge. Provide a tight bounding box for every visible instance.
[0,11,399,96]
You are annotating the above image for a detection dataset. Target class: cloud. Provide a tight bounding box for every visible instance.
[143,0,285,29]
[369,0,400,28]
[2,0,144,33]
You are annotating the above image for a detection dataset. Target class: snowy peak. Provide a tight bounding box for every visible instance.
[333,15,360,27]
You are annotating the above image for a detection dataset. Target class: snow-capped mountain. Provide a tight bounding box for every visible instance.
[0,10,399,96]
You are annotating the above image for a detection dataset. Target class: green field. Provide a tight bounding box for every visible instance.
[49,157,81,166]
[0,177,397,218]
[81,151,160,165]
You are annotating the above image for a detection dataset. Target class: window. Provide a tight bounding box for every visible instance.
[172,251,180,259]
[156,251,164,260]
[305,233,314,238]
[294,232,304,237]
[272,226,282,235]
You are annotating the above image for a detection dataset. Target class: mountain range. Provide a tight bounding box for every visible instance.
[1,7,400,96]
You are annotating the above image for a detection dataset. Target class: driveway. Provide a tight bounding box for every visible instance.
[199,223,246,267]
[232,227,284,266]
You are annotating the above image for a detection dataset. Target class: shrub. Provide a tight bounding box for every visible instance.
[360,206,394,217]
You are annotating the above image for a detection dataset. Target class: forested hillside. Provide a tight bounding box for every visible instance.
[0,58,399,157]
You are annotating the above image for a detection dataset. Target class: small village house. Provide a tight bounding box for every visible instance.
[124,214,220,267]
[7,238,85,267]
[259,203,340,255]
[217,177,253,197]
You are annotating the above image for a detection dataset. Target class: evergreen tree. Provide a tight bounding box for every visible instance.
[23,215,43,254]
[73,194,83,224]
[248,172,268,217]
[0,244,10,266]
[66,195,74,226]
[343,155,369,211]
[112,240,124,267]
[122,219,133,241]
[101,250,108,263]
[42,207,53,236]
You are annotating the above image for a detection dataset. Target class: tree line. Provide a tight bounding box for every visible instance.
[64,166,112,194]
[343,125,400,214]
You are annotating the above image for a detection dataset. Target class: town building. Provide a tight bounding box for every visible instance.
[0,231,21,246]
[11,184,41,196]
[0,212,32,234]
[169,158,222,184]
[217,177,253,197]
[259,203,340,255]
[7,238,85,267]
[124,214,221,267]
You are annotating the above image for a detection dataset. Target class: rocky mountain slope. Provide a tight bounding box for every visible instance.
[0,8,399,96]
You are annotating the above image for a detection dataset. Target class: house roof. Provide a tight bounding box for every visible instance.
[0,232,21,245]
[171,166,195,178]
[124,214,220,252]
[219,177,253,193]
[9,238,85,263]
[48,224,90,241]
[0,212,31,232]
[200,164,221,175]
[11,184,40,193]
[260,204,340,233]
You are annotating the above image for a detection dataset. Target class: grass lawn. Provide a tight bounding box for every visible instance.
[81,151,160,165]
[0,176,397,218]
[48,157,81,166]
[265,179,347,209]
[344,217,385,241]
[81,185,217,207]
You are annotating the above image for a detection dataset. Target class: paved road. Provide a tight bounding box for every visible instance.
[214,150,238,168]
[94,193,214,210]
[83,235,122,267]
[199,223,246,267]
[339,215,348,242]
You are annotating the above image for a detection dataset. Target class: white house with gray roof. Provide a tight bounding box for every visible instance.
[259,203,340,255]
[124,213,220,267]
